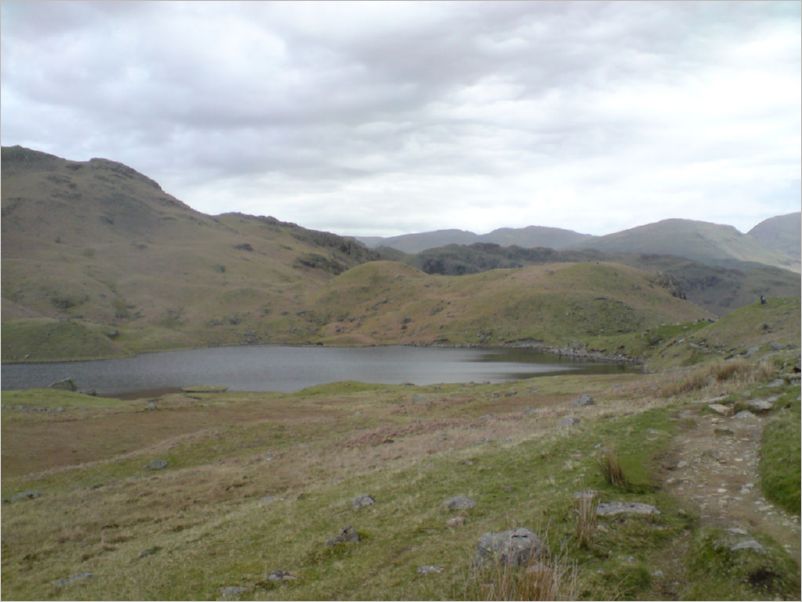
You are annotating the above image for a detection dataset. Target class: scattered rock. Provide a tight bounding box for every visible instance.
[219,586,249,599]
[730,539,765,554]
[138,546,161,559]
[9,490,41,503]
[259,495,278,506]
[596,502,660,517]
[743,346,760,358]
[146,400,158,411]
[352,495,375,509]
[767,379,786,388]
[326,526,360,546]
[446,516,466,528]
[266,570,296,582]
[746,398,776,414]
[559,416,580,427]
[475,528,545,567]
[769,342,784,351]
[727,527,748,536]
[146,459,168,470]
[573,394,595,407]
[733,410,757,420]
[707,403,733,417]
[676,460,688,469]
[53,572,93,587]
[49,378,77,391]
[444,495,476,511]
[417,565,444,575]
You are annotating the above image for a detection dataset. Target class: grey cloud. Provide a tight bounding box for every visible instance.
[1,1,799,235]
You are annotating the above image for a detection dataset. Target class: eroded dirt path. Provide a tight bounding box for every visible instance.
[662,400,800,560]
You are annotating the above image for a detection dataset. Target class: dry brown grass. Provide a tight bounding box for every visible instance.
[574,491,598,548]
[467,549,578,601]
[657,358,777,398]
[598,448,629,489]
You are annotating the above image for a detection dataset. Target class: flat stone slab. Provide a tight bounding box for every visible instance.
[596,502,660,517]
[733,410,757,420]
[475,528,544,567]
[707,403,733,416]
[53,572,93,588]
[219,586,249,599]
[746,397,777,413]
[9,490,41,503]
[444,495,475,511]
[730,539,765,554]
[417,565,444,575]
[146,459,168,470]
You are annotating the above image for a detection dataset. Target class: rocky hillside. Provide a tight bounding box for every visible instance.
[1,146,378,359]
[404,243,800,317]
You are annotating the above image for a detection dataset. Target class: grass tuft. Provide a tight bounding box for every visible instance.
[598,448,629,489]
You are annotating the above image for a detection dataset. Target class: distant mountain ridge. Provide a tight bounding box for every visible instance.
[748,212,800,261]
[363,216,800,273]
[357,225,593,253]
[569,218,799,272]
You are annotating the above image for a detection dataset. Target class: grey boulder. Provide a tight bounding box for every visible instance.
[475,528,545,567]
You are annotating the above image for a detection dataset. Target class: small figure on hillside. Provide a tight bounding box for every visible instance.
[760,295,766,305]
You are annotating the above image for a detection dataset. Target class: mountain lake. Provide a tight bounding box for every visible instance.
[1,345,635,396]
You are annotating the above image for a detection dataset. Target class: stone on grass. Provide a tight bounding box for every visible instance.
[559,416,580,427]
[573,394,595,407]
[746,398,776,413]
[326,526,360,546]
[10,490,41,503]
[475,528,545,567]
[707,403,733,417]
[138,546,161,559]
[444,495,475,511]
[259,495,278,506]
[352,495,375,509]
[446,516,466,528]
[730,539,765,554]
[53,572,93,587]
[146,459,168,470]
[596,502,660,517]
[417,565,444,575]
[219,586,249,599]
[50,378,77,391]
[267,570,296,582]
[734,410,757,420]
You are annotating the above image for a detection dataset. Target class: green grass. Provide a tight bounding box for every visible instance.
[759,388,801,515]
[1,318,126,362]
[685,527,800,600]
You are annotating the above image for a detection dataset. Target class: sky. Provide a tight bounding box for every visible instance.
[1,1,800,237]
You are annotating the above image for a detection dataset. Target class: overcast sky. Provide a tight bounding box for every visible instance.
[2,1,800,236]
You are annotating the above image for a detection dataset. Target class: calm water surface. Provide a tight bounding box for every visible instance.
[1,345,632,395]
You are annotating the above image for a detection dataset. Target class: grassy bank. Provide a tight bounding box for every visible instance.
[2,364,798,600]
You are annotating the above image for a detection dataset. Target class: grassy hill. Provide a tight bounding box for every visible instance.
[305,261,709,350]
[748,212,800,261]
[404,243,800,317]
[571,218,799,272]
[1,146,377,360]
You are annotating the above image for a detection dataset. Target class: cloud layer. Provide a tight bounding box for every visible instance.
[2,1,799,235]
